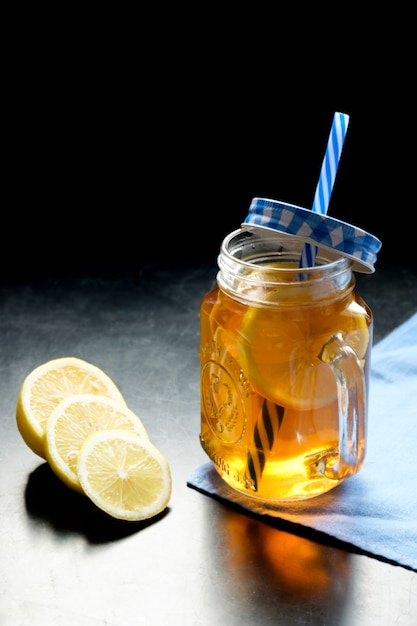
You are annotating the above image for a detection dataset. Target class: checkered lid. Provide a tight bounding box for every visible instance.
[243,197,382,273]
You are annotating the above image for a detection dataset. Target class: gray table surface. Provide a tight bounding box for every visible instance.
[1,260,416,626]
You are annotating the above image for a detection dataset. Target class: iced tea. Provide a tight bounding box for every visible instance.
[199,232,372,502]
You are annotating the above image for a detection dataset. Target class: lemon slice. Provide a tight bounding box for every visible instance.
[238,297,369,410]
[16,357,127,459]
[44,394,149,493]
[77,430,172,521]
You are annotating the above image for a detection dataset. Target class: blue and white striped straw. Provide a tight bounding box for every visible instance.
[300,111,350,268]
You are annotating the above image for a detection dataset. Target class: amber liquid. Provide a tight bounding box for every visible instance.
[200,285,372,501]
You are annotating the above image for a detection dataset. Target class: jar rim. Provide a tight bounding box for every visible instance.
[221,227,352,276]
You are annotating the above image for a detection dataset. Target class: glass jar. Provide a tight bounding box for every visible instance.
[199,227,373,502]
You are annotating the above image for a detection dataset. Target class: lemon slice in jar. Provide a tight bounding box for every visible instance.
[237,294,369,411]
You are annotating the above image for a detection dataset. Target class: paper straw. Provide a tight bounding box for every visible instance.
[246,400,284,492]
[300,111,350,268]
[244,112,351,495]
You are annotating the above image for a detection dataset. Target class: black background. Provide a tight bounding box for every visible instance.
[5,3,415,279]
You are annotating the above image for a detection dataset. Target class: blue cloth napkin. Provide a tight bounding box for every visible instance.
[187,312,417,572]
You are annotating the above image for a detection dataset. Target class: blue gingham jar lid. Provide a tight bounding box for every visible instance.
[243,197,382,273]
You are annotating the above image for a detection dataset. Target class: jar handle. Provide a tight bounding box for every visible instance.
[318,333,366,479]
